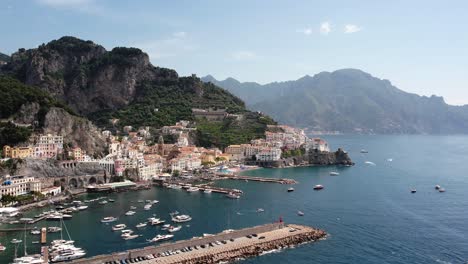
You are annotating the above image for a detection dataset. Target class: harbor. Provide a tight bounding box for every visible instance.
[69,223,326,264]
[215,174,297,184]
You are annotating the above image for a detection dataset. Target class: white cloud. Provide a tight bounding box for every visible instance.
[172,31,186,38]
[296,28,313,35]
[319,22,331,35]
[231,51,256,61]
[37,0,95,8]
[344,24,362,34]
[131,35,195,60]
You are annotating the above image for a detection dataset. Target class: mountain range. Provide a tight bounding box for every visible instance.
[0,36,275,154]
[202,70,468,134]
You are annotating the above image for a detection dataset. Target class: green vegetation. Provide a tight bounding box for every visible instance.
[281,148,306,158]
[0,123,32,148]
[0,191,45,206]
[45,36,97,53]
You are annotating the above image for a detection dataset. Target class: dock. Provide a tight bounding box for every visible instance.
[216,174,297,184]
[69,223,326,264]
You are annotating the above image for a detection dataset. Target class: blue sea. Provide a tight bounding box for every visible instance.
[1,135,467,263]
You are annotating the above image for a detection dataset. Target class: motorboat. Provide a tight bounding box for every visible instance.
[112,224,127,231]
[122,234,139,240]
[121,229,133,235]
[256,208,265,213]
[150,218,166,225]
[30,229,41,235]
[329,172,339,176]
[411,189,417,193]
[226,192,240,199]
[76,205,88,211]
[360,149,368,153]
[108,199,115,202]
[167,226,182,233]
[439,188,446,193]
[435,185,441,190]
[0,243,5,251]
[12,254,46,263]
[171,214,192,223]
[130,206,137,210]
[152,200,159,204]
[125,211,136,216]
[50,249,86,262]
[147,234,174,242]
[161,224,171,230]
[48,227,62,233]
[99,200,108,205]
[287,187,295,192]
[297,211,304,216]
[203,189,212,194]
[144,204,152,210]
[172,185,182,189]
[313,185,324,190]
[136,223,147,228]
[101,216,117,223]
[186,187,199,192]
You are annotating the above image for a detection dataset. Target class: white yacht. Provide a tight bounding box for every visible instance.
[30,229,41,235]
[171,214,192,223]
[150,218,166,225]
[11,254,45,264]
[329,172,339,176]
[136,223,147,228]
[143,204,152,210]
[147,234,174,242]
[167,226,182,233]
[112,224,126,231]
[125,211,136,216]
[76,205,88,211]
[186,187,199,192]
[50,249,86,262]
[161,224,170,230]
[203,189,212,194]
[48,227,62,233]
[101,216,117,223]
[122,233,139,240]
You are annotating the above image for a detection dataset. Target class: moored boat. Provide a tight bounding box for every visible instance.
[48,227,62,233]
[439,188,446,193]
[204,189,212,194]
[411,189,417,193]
[171,214,192,223]
[143,204,152,210]
[112,224,126,231]
[101,216,117,223]
[136,223,147,228]
[313,185,324,190]
[167,226,182,233]
[297,211,304,216]
[329,172,339,176]
[147,234,174,242]
[125,211,136,216]
[287,187,295,192]
[0,243,5,251]
[226,192,240,199]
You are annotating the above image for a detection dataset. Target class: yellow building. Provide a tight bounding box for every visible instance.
[2,145,33,159]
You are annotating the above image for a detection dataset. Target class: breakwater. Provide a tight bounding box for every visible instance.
[216,174,297,184]
[69,223,326,264]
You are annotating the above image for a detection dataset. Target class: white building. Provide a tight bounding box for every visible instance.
[0,176,41,199]
[255,147,282,161]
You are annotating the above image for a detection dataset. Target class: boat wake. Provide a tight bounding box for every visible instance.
[364,161,376,166]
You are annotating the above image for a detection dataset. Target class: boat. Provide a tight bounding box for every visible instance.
[112,224,127,231]
[161,224,171,230]
[287,187,295,192]
[172,185,182,189]
[411,189,417,193]
[439,188,446,193]
[48,227,62,233]
[167,226,182,233]
[121,229,133,235]
[108,199,115,202]
[0,243,5,251]
[147,234,174,242]
[50,249,86,262]
[137,200,144,203]
[226,192,240,199]
[297,211,304,216]
[150,218,166,225]
[313,185,324,190]
[11,238,22,244]
[122,234,139,240]
[152,200,159,204]
[99,200,108,205]
[203,189,212,194]
[171,214,192,223]
[186,187,199,192]
[360,149,368,153]
[144,204,152,210]
[101,216,117,223]
[435,185,441,190]
[12,254,46,263]
[76,205,88,211]
[256,208,265,213]
[30,229,41,235]
[136,223,147,228]
[329,172,339,176]
[125,211,136,216]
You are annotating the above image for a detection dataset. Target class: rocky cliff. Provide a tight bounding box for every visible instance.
[307,148,354,166]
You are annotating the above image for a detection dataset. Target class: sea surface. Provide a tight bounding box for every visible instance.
[1,135,468,264]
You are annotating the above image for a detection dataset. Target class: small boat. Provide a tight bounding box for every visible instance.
[122,234,139,240]
[0,243,5,251]
[435,185,441,190]
[152,200,159,204]
[99,200,108,205]
[101,216,117,223]
[256,208,265,213]
[112,224,127,231]
[364,161,376,166]
[411,189,417,193]
[186,187,199,192]
[150,219,166,225]
[137,200,144,203]
[147,234,173,242]
[360,149,368,153]
[204,189,212,194]
[313,185,324,190]
[329,172,339,176]
[161,224,170,230]
[108,199,115,202]
[48,227,62,233]
[11,238,22,244]
[125,211,136,216]
[287,187,295,192]
[171,214,192,223]
[136,223,147,228]
[439,188,446,193]
[76,205,88,211]
[167,226,182,233]
[130,206,137,210]
[30,229,41,235]
[226,192,240,199]
[297,211,304,216]
[144,204,152,210]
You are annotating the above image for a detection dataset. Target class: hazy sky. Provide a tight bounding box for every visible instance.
[1,0,467,105]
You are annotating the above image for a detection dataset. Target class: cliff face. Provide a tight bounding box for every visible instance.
[308,148,354,166]
[6,37,162,115]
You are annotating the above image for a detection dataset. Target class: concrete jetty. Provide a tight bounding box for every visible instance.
[69,223,326,264]
[216,174,297,184]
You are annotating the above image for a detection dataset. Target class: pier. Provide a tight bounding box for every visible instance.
[69,223,326,264]
[216,174,297,184]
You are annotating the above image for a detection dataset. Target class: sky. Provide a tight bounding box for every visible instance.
[1,0,467,105]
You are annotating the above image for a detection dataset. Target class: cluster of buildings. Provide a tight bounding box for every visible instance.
[0,175,61,203]
[2,134,64,159]
[225,125,330,162]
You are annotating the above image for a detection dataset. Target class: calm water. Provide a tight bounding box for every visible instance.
[1,135,468,263]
